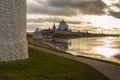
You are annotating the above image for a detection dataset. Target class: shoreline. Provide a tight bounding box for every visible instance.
[29,44,120,80]
[52,33,120,39]
[42,39,120,66]
[34,39,120,66]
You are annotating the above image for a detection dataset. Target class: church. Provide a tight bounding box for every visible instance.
[52,20,69,32]
[33,27,43,40]
[58,20,69,31]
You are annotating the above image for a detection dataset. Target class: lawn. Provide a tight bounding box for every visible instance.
[0,48,109,80]
[27,38,59,51]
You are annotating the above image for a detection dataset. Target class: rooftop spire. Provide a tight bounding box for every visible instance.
[35,27,40,32]
[53,23,56,29]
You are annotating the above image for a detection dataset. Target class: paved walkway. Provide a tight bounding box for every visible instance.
[29,44,120,80]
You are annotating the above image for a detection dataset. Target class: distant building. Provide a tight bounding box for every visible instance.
[42,29,53,39]
[27,32,33,39]
[58,20,69,31]
[33,27,43,40]
[41,20,72,38]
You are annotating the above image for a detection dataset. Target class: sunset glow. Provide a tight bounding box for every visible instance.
[85,15,120,29]
[102,0,119,5]
[27,0,120,34]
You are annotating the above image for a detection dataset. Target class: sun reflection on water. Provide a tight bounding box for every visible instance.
[92,37,119,59]
[94,46,118,58]
[57,37,120,64]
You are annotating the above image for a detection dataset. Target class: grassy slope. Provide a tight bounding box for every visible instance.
[0,48,109,80]
[28,38,60,51]
[28,38,65,53]
[28,38,120,66]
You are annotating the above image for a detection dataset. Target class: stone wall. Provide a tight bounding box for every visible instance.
[0,0,28,61]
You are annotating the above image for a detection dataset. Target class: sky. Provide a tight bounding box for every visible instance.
[27,0,120,34]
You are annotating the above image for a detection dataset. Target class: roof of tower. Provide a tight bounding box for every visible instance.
[35,27,41,32]
[53,23,56,28]
[60,19,66,23]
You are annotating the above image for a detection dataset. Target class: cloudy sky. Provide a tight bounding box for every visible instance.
[27,0,120,34]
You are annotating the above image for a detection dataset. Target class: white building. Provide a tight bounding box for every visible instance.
[33,27,43,40]
[58,20,69,31]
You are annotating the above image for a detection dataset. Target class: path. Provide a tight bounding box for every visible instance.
[29,44,120,80]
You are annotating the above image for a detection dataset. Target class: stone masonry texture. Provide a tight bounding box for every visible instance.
[0,0,28,61]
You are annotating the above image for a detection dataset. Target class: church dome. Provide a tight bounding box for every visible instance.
[58,20,68,31]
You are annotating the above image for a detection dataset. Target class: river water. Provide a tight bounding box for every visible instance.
[55,37,120,64]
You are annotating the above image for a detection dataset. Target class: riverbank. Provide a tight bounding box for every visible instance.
[0,47,109,80]
[52,32,120,39]
[29,44,120,80]
[47,37,120,65]
[28,38,120,80]
[28,38,120,66]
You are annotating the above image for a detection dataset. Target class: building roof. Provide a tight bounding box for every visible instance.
[35,27,41,32]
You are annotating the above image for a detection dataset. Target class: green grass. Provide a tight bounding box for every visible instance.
[27,38,65,53]
[0,48,109,80]
[27,38,57,50]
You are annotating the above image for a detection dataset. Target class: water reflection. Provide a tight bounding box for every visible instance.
[92,37,119,59]
[54,39,69,51]
[55,37,120,64]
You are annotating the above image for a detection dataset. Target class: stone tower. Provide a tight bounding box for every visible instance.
[0,0,28,61]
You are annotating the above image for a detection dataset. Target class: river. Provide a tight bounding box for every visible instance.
[54,37,120,64]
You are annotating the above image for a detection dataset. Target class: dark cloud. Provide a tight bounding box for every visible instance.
[114,54,120,59]
[67,21,92,25]
[27,0,107,16]
[109,0,120,19]
[27,17,61,23]
[114,0,120,8]
[67,21,83,24]
[27,0,120,23]
[47,0,107,15]
[27,17,92,26]
[27,0,78,16]
[115,3,120,8]
[109,11,120,19]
